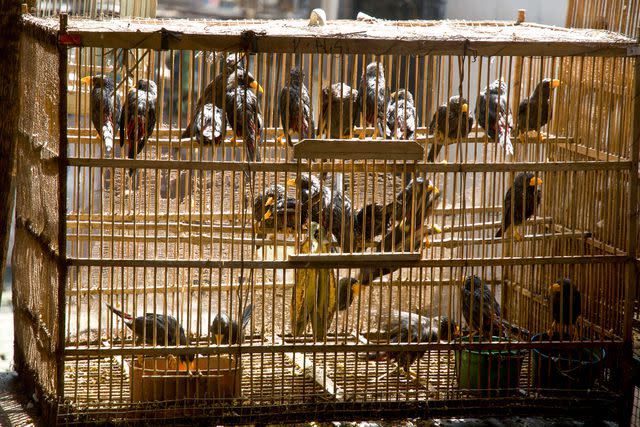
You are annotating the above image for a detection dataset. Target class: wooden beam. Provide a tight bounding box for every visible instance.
[293,139,423,161]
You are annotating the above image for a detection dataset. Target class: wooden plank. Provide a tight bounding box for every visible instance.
[431,230,590,249]
[556,142,626,162]
[293,139,423,161]
[273,335,344,401]
[25,15,635,56]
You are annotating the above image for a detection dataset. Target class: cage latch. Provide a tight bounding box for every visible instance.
[627,45,640,56]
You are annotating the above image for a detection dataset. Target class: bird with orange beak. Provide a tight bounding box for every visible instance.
[210,304,253,346]
[517,78,561,142]
[427,95,473,162]
[495,172,543,241]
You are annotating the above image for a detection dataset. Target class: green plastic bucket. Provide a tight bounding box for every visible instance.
[455,336,525,396]
[531,333,605,390]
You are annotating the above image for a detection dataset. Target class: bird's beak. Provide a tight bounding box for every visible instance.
[262,210,272,221]
[454,325,461,337]
[551,79,561,88]
[265,196,275,207]
[427,184,440,196]
[215,334,223,345]
[287,178,297,186]
[178,361,187,371]
[461,103,469,113]
[81,76,92,85]
[352,282,361,296]
[529,177,543,186]
[548,283,561,293]
[250,81,264,94]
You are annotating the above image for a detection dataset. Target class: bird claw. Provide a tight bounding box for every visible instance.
[358,130,366,140]
[276,134,286,146]
[402,367,419,382]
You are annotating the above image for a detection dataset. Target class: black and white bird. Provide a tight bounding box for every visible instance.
[385,89,416,140]
[355,62,388,139]
[278,67,315,146]
[81,74,122,154]
[475,79,514,155]
[119,79,157,176]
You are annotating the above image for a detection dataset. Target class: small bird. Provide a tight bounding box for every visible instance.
[460,275,503,339]
[355,62,388,139]
[475,79,514,155]
[427,95,473,161]
[81,74,122,154]
[105,303,194,370]
[225,68,264,165]
[517,78,560,141]
[363,312,459,380]
[253,184,308,234]
[210,304,253,345]
[548,278,581,339]
[278,67,315,146]
[182,102,226,145]
[119,79,157,176]
[317,82,359,139]
[359,177,440,285]
[353,201,395,251]
[495,172,543,241]
[337,277,360,311]
[385,89,416,140]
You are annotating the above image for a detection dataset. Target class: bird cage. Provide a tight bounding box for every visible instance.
[14,10,640,425]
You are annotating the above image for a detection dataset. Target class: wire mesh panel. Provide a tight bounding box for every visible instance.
[14,14,640,425]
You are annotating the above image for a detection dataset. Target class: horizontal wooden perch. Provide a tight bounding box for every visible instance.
[293,139,423,161]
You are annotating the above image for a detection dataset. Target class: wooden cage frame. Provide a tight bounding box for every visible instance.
[13,11,640,425]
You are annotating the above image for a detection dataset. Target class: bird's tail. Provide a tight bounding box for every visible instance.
[495,227,503,238]
[501,319,530,339]
[101,122,114,154]
[241,304,253,329]
[105,303,133,321]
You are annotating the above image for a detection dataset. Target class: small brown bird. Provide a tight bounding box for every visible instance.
[355,62,388,139]
[278,67,315,146]
[106,303,194,370]
[427,95,473,161]
[317,82,359,139]
[495,172,543,241]
[363,312,460,380]
[517,78,560,141]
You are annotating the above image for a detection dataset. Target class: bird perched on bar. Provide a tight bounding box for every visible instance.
[288,174,327,227]
[105,303,194,370]
[427,95,473,162]
[253,184,308,234]
[460,275,529,339]
[182,102,226,146]
[359,177,440,285]
[352,201,395,251]
[548,278,581,339]
[362,312,460,381]
[317,82,359,139]
[337,277,361,311]
[278,67,315,146]
[385,89,416,140]
[475,79,514,155]
[292,221,338,340]
[119,78,157,176]
[517,78,560,141]
[225,68,264,167]
[355,62,388,139]
[210,304,253,345]
[81,74,122,155]
[495,172,543,241]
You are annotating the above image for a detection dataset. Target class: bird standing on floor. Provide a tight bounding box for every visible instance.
[495,172,543,241]
[81,74,122,155]
[476,79,514,155]
[105,303,194,370]
[385,89,416,140]
[517,78,560,140]
[355,62,388,139]
[363,312,459,381]
[119,79,157,176]
[210,304,253,345]
[548,278,581,339]
[225,68,264,165]
[278,67,315,146]
[317,82,359,139]
[427,95,473,161]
